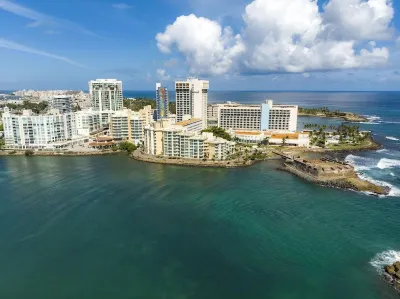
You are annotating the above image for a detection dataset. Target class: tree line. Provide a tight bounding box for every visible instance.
[123,98,176,114]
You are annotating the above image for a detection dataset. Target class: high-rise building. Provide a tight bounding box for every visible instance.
[156,83,169,120]
[175,78,209,128]
[89,79,123,112]
[212,100,298,132]
[50,95,73,113]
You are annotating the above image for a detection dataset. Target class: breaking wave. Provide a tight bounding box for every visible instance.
[377,158,400,170]
[386,136,400,141]
[370,250,400,274]
[345,155,400,197]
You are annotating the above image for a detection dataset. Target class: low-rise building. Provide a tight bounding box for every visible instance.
[1,107,84,149]
[144,119,234,160]
[230,130,310,147]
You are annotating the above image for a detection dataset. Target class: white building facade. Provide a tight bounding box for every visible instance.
[214,100,298,132]
[109,106,153,145]
[143,119,234,160]
[50,95,73,113]
[2,108,82,149]
[175,78,209,128]
[89,79,123,112]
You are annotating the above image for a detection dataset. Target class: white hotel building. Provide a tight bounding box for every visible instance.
[210,100,298,132]
[175,78,209,129]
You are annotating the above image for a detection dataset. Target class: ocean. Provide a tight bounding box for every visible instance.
[0,91,399,298]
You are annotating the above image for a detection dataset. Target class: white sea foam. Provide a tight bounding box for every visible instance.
[377,149,388,153]
[370,250,400,274]
[345,155,400,197]
[377,158,400,170]
[364,115,382,123]
[345,155,375,171]
[386,136,400,141]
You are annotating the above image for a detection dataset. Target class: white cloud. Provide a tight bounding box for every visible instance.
[323,0,394,40]
[156,69,170,80]
[156,14,246,75]
[0,38,85,68]
[112,3,132,9]
[156,0,393,76]
[0,0,100,37]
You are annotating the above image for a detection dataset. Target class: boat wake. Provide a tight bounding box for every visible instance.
[370,250,400,274]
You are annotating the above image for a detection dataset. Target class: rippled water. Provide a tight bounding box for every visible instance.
[0,156,399,298]
[0,91,399,298]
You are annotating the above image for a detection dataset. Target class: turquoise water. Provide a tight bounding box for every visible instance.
[0,91,399,298]
[0,156,399,298]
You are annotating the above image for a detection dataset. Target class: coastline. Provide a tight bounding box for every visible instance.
[281,163,389,196]
[299,111,368,122]
[131,149,255,168]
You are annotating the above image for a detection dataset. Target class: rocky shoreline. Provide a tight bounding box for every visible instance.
[281,163,389,196]
[384,261,400,293]
[132,150,254,168]
[299,111,368,122]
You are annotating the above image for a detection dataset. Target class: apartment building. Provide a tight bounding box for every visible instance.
[156,83,169,120]
[175,78,209,128]
[109,106,152,145]
[144,119,234,160]
[214,100,298,132]
[175,118,203,133]
[2,107,81,149]
[89,79,123,112]
[75,109,102,136]
[50,95,73,113]
[143,119,171,156]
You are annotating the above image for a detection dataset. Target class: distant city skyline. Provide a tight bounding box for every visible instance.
[1,0,400,91]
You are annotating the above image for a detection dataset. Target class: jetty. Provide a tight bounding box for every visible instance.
[275,151,389,195]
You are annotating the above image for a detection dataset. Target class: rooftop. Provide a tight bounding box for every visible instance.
[175,118,202,126]
[234,131,262,136]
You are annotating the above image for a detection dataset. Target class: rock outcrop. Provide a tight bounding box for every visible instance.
[384,261,400,293]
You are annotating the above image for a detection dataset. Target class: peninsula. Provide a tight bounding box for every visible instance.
[299,107,368,122]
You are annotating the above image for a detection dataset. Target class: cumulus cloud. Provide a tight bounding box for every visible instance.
[156,0,393,76]
[156,14,245,75]
[323,0,394,40]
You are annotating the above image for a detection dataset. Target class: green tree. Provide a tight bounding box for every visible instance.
[119,141,137,153]
[201,127,232,141]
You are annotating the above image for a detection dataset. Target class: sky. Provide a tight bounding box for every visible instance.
[0,0,400,91]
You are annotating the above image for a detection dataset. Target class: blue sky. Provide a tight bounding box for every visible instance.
[0,0,400,91]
